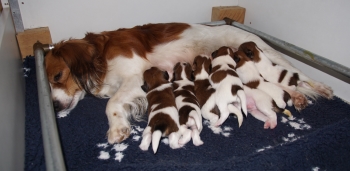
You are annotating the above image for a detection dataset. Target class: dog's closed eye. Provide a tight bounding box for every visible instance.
[54,71,62,82]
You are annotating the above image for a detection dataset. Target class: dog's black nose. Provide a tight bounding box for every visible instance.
[53,100,61,112]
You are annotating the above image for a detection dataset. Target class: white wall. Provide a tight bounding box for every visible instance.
[0,8,25,171]
[238,0,350,102]
[19,0,238,42]
[17,0,349,101]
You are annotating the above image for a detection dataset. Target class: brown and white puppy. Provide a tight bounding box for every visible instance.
[234,50,292,129]
[172,62,203,146]
[192,55,222,134]
[238,41,327,111]
[139,67,181,154]
[209,47,247,127]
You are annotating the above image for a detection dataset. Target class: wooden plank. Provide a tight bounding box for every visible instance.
[16,27,52,59]
[211,6,246,24]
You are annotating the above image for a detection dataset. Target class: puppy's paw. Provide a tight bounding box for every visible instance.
[292,93,308,111]
[107,126,131,144]
[264,119,277,129]
[178,128,191,145]
[193,138,204,146]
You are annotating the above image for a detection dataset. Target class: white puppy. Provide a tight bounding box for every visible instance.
[209,46,247,127]
[239,42,315,111]
[233,50,292,129]
[172,62,203,146]
[139,67,181,154]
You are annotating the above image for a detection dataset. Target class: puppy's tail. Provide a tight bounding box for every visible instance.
[237,90,248,116]
[296,84,320,100]
[189,110,203,132]
[152,130,162,154]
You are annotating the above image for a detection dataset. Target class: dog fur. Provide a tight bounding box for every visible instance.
[172,62,203,146]
[139,67,181,153]
[209,47,247,127]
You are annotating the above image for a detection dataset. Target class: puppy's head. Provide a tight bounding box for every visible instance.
[142,67,169,92]
[192,55,212,79]
[211,46,235,59]
[172,62,194,82]
[45,38,103,117]
[238,41,262,62]
[232,50,252,69]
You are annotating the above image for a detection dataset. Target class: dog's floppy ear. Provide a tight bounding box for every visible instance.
[211,50,219,59]
[233,53,241,63]
[141,81,149,92]
[51,40,107,94]
[163,71,169,81]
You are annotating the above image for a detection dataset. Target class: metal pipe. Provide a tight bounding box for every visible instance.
[34,42,66,171]
[201,20,350,80]
[8,0,24,33]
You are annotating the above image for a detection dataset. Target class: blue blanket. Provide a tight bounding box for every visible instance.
[24,56,350,171]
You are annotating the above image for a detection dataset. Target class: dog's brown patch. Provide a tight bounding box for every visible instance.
[143,67,176,112]
[211,46,234,59]
[231,85,243,96]
[210,105,221,117]
[278,70,287,83]
[211,70,239,84]
[245,80,260,89]
[149,113,179,136]
[238,42,261,63]
[289,73,299,86]
[192,55,212,77]
[178,105,195,125]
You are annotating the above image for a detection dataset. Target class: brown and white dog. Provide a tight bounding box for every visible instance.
[139,67,181,153]
[192,55,222,134]
[209,46,247,127]
[234,50,292,129]
[44,22,333,144]
[172,62,203,146]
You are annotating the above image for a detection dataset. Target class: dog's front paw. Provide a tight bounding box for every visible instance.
[107,126,131,144]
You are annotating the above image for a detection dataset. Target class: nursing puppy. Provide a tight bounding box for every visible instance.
[239,41,324,111]
[139,67,181,153]
[192,55,222,134]
[233,50,292,129]
[172,62,203,146]
[209,46,247,127]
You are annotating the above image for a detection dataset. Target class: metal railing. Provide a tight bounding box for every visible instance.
[33,42,66,171]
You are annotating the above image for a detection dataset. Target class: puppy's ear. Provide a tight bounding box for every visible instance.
[163,71,169,81]
[211,50,219,59]
[233,54,241,63]
[141,81,149,92]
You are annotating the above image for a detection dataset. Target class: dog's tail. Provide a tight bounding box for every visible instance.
[152,130,162,154]
[237,90,248,116]
[189,110,202,132]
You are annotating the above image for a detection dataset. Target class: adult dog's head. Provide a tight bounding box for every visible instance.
[45,33,108,117]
